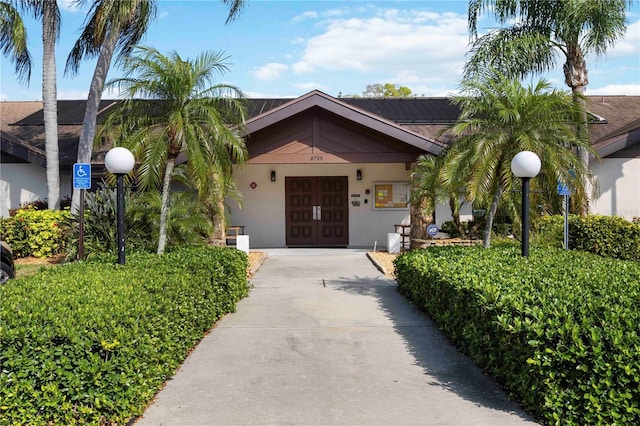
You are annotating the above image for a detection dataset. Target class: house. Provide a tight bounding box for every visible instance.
[2,91,639,248]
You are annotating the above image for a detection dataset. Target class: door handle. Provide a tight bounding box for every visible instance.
[316,206,321,221]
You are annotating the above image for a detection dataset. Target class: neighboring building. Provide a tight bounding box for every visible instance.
[1,91,639,247]
[585,96,640,220]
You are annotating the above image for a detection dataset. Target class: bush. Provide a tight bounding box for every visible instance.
[0,246,249,424]
[395,247,640,425]
[535,214,640,260]
[440,220,485,239]
[0,208,70,258]
[65,185,213,260]
[8,197,72,216]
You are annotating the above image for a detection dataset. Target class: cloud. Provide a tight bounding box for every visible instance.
[294,82,328,92]
[607,19,640,57]
[252,63,288,81]
[57,89,89,100]
[159,11,169,20]
[586,84,640,96]
[291,10,470,89]
[292,11,318,22]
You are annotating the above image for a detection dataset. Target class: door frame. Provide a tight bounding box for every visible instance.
[285,176,349,247]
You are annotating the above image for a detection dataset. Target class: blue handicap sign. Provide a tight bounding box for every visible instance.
[557,181,571,196]
[73,163,91,189]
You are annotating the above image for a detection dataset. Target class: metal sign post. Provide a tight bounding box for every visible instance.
[557,181,571,250]
[73,163,92,260]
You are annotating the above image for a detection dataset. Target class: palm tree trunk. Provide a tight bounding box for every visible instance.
[71,27,120,214]
[483,184,502,248]
[157,157,175,254]
[564,46,590,215]
[210,195,226,247]
[449,197,465,237]
[42,1,59,210]
[573,86,591,215]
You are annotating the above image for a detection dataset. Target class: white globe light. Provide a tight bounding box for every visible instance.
[511,151,541,178]
[105,147,135,175]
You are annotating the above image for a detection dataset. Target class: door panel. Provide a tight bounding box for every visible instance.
[285,176,348,246]
[286,178,316,245]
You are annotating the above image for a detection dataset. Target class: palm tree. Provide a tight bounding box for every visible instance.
[68,0,247,214]
[102,46,248,254]
[442,72,594,247]
[0,1,31,82]
[412,153,467,237]
[65,0,156,214]
[41,0,61,210]
[466,0,636,213]
[1,0,61,209]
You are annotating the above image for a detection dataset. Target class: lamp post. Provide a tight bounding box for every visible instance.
[511,151,541,257]
[104,147,135,265]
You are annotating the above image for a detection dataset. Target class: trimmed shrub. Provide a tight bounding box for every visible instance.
[0,246,249,424]
[536,214,640,260]
[0,208,70,258]
[395,246,640,425]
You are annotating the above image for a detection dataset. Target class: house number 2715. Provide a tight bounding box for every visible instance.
[310,156,323,161]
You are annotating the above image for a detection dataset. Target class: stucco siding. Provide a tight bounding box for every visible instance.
[591,158,640,220]
[228,163,412,248]
[1,164,72,217]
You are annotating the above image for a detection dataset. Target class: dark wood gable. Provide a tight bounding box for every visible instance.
[246,107,425,164]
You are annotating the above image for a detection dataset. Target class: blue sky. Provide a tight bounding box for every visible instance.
[1,0,639,101]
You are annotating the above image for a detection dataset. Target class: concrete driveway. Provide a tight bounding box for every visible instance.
[138,249,538,425]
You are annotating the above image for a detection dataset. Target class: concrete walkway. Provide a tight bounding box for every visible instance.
[138,249,537,425]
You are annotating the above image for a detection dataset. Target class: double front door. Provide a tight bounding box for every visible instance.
[285,176,349,246]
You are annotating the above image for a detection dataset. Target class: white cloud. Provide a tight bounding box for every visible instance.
[292,11,318,22]
[159,11,169,20]
[607,19,640,57]
[252,63,288,81]
[585,84,640,96]
[291,10,470,89]
[295,82,328,92]
[57,89,89,100]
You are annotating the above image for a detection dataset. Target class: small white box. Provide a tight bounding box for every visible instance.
[236,235,250,253]
[387,233,401,254]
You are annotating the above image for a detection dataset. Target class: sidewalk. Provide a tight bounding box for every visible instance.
[137,249,537,425]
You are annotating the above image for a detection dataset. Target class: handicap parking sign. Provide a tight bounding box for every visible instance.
[73,163,91,189]
[557,181,571,196]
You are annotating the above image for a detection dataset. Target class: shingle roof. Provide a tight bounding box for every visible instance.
[247,97,459,124]
[2,93,639,166]
[11,100,117,126]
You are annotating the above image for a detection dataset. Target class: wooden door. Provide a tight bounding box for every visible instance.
[285,177,348,246]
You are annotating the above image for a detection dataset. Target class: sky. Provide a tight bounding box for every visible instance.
[1,0,639,101]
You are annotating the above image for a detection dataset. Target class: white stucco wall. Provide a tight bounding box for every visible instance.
[0,163,72,217]
[228,163,413,248]
[434,201,473,228]
[591,157,640,220]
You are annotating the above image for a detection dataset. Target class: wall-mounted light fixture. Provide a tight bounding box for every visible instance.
[356,169,362,181]
[270,170,276,182]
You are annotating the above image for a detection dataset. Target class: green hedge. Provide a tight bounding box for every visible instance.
[0,246,249,424]
[535,214,640,261]
[395,246,640,425]
[0,208,70,258]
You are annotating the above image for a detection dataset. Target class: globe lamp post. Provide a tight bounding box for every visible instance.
[511,151,541,257]
[104,147,135,265]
